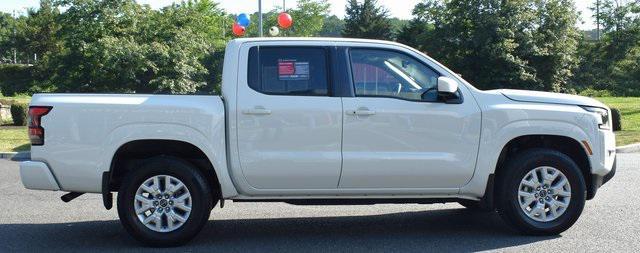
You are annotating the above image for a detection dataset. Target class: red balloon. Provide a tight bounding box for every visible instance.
[278,12,293,29]
[232,22,246,36]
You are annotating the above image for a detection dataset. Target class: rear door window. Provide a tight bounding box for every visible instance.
[248,47,330,96]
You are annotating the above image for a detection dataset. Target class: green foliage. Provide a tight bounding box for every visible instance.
[528,0,581,92]
[0,126,31,152]
[342,0,393,39]
[0,0,334,95]
[591,0,640,33]
[578,87,614,97]
[1,0,638,96]
[319,15,345,37]
[596,97,640,146]
[0,94,31,106]
[0,13,35,64]
[573,0,640,96]
[201,47,225,94]
[38,0,230,94]
[16,0,62,64]
[388,18,409,38]
[0,65,39,96]
[245,0,330,37]
[398,0,580,91]
[10,103,28,126]
[289,0,331,37]
[0,12,15,63]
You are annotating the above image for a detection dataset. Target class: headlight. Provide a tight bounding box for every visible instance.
[581,106,610,129]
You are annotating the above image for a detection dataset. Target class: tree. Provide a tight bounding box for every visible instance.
[388,18,409,39]
[399,0,536,90]
[47,0,152,92]
[244,0,330,37]
[43,0,229,93]
[288,0,331,36]
[592,0,639,34]
[396,1,439,52]
[574,0,640,95]
[0,12,32,64]
[153,0,232,93]
[398,0,580,92]
[158,0,231,47]
[319,15,344,37]
[528,0,581,92]
[0,12,15,63]
[17,0,62,63]
[342,0,393,39]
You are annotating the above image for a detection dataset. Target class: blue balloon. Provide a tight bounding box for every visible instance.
[237,13,251,27]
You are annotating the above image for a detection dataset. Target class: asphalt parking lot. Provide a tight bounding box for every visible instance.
[1,154,639,252]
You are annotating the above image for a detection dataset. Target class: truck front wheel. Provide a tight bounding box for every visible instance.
[497,148,586,235]
[117,157,213,247]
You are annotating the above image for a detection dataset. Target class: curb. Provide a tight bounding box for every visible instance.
[617,143,640,154]
[0,152,30,161]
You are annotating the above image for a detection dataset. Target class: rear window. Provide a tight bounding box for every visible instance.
[248,47,329,96]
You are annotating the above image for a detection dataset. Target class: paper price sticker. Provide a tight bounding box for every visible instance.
[278,60,310,81]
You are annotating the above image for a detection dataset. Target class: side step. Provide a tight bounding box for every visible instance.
[233,198,460,206]
[61,192,84,202]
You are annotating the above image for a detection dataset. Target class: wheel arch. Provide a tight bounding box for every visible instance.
[493,135,594,201]
[98,123,238,201]
[107,139,222,201]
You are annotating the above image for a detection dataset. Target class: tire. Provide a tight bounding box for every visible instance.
[117,157,215,247]
[497,148,586,235]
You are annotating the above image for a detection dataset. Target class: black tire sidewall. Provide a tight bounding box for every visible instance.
[117,157,212,247]
[499,148,586,235]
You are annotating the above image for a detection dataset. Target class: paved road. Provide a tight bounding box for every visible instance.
[1,155,639,252]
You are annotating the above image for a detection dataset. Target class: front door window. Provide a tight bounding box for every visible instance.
[350,49,440,102]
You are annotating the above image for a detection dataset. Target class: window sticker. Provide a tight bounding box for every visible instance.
[278,60,310,81]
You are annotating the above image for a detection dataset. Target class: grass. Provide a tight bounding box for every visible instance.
[0,94,31,105]
[0,126,30,152]
[1,95,31,152]
[0,95,638,152]
[595,97,640,146]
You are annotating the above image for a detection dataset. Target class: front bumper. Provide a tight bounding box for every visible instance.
[588,156,616,199]
[20,161,60,191]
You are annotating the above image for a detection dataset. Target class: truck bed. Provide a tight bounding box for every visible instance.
[29,93,226,193]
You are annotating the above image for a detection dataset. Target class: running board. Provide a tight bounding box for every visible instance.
[61,192,84,202]
[233,198,460,206]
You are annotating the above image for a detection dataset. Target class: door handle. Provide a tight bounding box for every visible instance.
[348,108,376,116]
[243,106,272,115]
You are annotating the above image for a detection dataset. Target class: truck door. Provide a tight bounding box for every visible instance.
[339,48,481,189]
[236,46,343,190]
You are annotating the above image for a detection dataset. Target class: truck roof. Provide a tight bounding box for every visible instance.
[229,37,405,47]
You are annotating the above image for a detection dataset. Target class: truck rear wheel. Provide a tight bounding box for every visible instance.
[497,148,586,235]
[117,157,213,247]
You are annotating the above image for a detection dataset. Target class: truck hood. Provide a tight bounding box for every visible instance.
[499,89,607,108]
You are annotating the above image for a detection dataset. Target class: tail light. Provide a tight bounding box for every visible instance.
[28,106,52,146]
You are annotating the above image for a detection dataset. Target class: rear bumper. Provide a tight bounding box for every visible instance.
[20,161,60,191]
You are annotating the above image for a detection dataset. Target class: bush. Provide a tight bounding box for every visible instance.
[611,108,622,131]
[0,65,35,97]
[578,87,613,97]
[10,103,28,126]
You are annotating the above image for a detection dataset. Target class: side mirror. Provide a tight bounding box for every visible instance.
[437,76,459,94]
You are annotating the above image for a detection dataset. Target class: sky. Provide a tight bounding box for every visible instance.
[1,0,597,29]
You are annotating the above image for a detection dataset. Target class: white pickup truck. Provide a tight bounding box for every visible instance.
[20,38,616,246]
